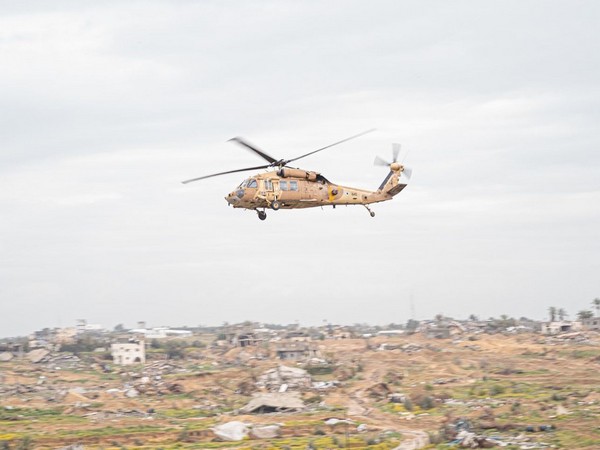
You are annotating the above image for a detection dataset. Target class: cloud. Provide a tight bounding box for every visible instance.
[1,1,599,336]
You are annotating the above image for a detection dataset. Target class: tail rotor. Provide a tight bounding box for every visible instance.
[374,143,411,180]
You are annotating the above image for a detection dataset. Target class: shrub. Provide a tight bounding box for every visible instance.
[490,385,505,396]
[305,395,323,404]
[418,396,434,410]
[176,430,189,442]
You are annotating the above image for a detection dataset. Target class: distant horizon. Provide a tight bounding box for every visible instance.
[2,2,599,340]
[4,307,597,340]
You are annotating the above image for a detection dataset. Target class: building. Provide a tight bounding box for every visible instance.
[581,317,600,332]
[128,326,192,339]
[53,327,78,344]
[541,321,583,335]
[377,330,406,337]
[76,319,105,334]
[285,331,311,342]
[111,340,145,365]
[275,342,319,361]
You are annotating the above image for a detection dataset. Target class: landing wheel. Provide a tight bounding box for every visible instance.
[271,200,281,211]
[364,204,375,217]
[257,210,267,221]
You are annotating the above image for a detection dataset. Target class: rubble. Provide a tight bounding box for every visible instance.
[0,351,14,362]
[256,365,311,391]
[366,382,391,399]
[443,416,557,449]
[542,331,594,345]
[27,348,51,363]
[402,343,423,353]
[44,354,83,369]
[125,388,139,398]
[312,380,339,390]
[249,424,281,439]
[240,392,306,414]
[212,421,250,441]
[451,430,497,448]
[325,418,354,426]
[389,393,407,403]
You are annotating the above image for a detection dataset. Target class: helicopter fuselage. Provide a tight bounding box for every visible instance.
[225,167,407,212]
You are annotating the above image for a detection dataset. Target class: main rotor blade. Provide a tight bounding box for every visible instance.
[228,137,278,164]
[181,164,271,184]
[392,143,401,163]
[286,129,376,164]
[402,166,412,179]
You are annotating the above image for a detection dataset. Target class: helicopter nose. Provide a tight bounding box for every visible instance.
[225,189,245,205]
[225,193,237,205]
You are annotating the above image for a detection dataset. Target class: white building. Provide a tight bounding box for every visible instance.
[76,319,104,333]
[128,327,192,339]
[111,340,145,365]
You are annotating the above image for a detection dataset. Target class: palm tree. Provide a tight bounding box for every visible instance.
[593,298,600,317]
[548,306,557,322]
[577,310,593,320]
[558,308,567,321]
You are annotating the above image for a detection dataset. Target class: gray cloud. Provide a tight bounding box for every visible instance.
[1,1,599,336]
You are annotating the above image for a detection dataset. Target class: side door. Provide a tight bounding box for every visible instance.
[272,179,282,201]
[263,178,275,202]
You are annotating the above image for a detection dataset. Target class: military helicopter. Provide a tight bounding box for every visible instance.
[182,130,411,220]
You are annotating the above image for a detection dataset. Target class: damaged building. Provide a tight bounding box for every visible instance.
[275,342,320,361]
[257,365,312,391]
[240,392,306,414]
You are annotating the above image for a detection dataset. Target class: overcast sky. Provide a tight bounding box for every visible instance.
[1,1,599,337]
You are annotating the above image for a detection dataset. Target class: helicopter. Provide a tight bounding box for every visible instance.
[182,130,411,220]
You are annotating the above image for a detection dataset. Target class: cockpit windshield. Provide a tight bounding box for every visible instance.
[238,179,258,189]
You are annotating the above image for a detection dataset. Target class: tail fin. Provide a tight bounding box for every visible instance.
[374,144,411,196]
[378,168,408,196]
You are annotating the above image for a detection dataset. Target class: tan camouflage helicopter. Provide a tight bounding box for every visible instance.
[182,130,411,220]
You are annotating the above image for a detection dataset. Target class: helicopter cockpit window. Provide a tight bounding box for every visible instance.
[247,179,258,188]
[289,181,298,191]
[280,181,288,191]
[264,179,273,191]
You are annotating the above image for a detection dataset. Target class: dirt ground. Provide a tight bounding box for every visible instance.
[1,332,599,449]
